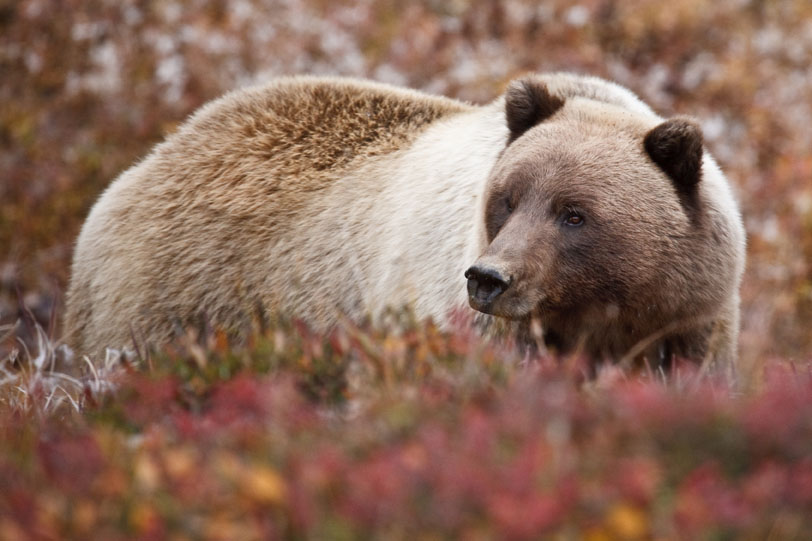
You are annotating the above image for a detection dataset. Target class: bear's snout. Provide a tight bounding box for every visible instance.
[465,265,511,313]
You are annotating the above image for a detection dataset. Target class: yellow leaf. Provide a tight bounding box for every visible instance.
[583,527,612,541]
[164,446,197,479]
[606,504,648,540]
[134,453,161,492]
[244,466,287,505]
[73,499,97,533]
[129,502,158,533]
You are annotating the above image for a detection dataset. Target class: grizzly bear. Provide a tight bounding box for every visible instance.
[65,73,745,366]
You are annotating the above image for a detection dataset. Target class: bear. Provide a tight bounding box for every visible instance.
[64,73,746,367]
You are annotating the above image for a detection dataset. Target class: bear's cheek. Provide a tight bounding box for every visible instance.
[547,238,626,308]
[543,257,592,307]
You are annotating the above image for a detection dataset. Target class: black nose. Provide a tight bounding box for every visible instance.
[465,265,511,310]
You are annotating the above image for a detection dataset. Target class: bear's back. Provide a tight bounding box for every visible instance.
[150,77,473,211]
[65,78,472,355]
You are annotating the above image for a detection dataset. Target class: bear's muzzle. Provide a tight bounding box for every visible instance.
[465,265,512,313]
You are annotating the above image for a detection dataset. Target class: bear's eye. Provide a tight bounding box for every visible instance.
[562,210,585,227]
[505,197,514,213]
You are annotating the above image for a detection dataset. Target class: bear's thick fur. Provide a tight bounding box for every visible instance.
[65,73,745,366]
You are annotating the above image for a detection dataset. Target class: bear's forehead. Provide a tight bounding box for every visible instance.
[493,97,678,199]
[505,126,655,180]
[496,135,674,203]
[507,98,657,156]
[505,150,664,197]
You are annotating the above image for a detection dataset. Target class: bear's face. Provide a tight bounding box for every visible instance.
[466,78,718,356]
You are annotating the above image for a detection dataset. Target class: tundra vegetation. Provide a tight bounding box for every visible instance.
[1,1,811,538]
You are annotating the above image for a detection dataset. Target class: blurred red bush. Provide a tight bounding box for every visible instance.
[1,0,811,362]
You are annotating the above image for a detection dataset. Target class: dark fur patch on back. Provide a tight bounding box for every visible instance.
[249,80,471,174]
[505,78,565,143]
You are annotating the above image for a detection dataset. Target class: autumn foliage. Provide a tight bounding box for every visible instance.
[2,322,812,539]
[1,0,811,539]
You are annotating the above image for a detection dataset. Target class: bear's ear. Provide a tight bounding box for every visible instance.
[505,78,565,143]
[644,117,704,191]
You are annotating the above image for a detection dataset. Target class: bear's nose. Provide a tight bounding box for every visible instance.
[465,265,511,311]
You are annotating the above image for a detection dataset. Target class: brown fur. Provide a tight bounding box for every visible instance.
[473,76,743,365]
[65,73,745,369]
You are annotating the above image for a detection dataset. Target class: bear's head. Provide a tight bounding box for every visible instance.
[466,76,742,363]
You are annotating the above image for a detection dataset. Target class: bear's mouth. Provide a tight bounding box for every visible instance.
[465,285,541,320]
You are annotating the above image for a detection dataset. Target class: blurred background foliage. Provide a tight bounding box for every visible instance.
[1,0,811,362]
